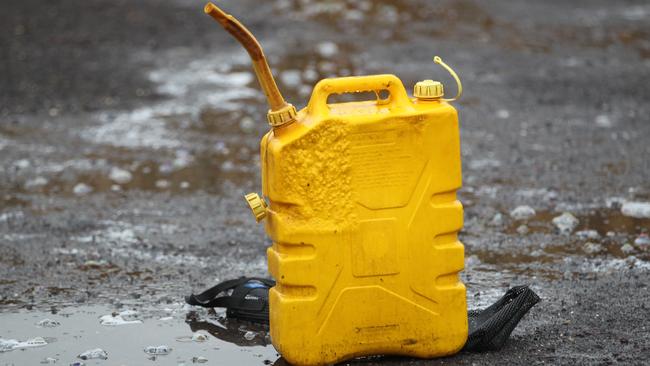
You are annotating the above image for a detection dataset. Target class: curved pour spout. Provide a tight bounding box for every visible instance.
[204,2,290,115]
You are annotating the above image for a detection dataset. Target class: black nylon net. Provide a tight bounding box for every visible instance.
[187,280,540,353]
[463,285,541,352]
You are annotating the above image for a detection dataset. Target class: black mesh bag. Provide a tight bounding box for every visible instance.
[463,285,541,352]
[185,277,275,323]
[186,280,540,352]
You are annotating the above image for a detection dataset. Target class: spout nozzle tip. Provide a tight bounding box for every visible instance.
[204,2,215,14]
[204,2,227,17]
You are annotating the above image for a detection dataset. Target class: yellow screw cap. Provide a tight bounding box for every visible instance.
[413,79,444,100]
[267,104,297,127]
[244,193,267,222]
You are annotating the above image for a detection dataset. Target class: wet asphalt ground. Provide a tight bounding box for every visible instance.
[1,0,650,364]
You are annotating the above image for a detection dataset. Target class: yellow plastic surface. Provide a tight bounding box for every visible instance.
[414,79,444,100]
[244,192,268,222]
[260,74,467,365]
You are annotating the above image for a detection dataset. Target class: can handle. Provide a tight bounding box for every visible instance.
[307,74,412,117]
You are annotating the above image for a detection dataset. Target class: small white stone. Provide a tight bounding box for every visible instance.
[510,205,536,220]
[302,68,319,82]
[221,161,235,172]
[575,230,600,240]
[191,333,208,342]
[595,114,613,128]
[13,159,31,169]
[634,234,650,248]
[316,41,339,58]
[180,181,190,189]
[109,167,132,184]
[552,212,579,234]
[496,109,510,119]
[73,183,93,196]
[516,224,529,235]
[243,331,256,341]
[24,176,48,189]
[36,318,61,328]
[583,242,604,255]
[280,70,302,88]
[621,243,635,255]
[155,180,170,189]
[489,213,504,226]
[239,117,255,133]
[621,201,650,218]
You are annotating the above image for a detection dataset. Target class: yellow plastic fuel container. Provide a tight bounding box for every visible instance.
[205,3,467,365]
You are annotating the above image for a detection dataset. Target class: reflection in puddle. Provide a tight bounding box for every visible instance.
[505,208,649,239]
[0,305,278,365]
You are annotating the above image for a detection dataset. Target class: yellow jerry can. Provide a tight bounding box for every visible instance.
[205,3,467,365]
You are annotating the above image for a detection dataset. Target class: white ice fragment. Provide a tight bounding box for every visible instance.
[109,167,133,184]
[221,161,235,172]
[496,109,510,119]
[155,179,170,189]
[13,159,31,169]
[118,309,140,320]
[575,230,600,240]
[36,318,61,328]
[78,348,108,360]
[552,212,579,234]
[622,5,650,21]
[516,224,529,235]
[243,331,256,341]
[316,41,339,58]
[40,356,58,364]
[191,333,209,342]
[73,183,93,196]
[595,114,613,128]
[489,213,504,226]
[621,243,635,255]
[144,345,172,355]
[192,356,208,363]
[621,201,650,218]
[13,337,48,350]
[173,149,194,169]
[583,242,604,255]
[302,68,319,82]
[280,70,302,88]
[510,205,536,220]
[469,159,501,170]
[159,316,174,321]
[0,338,19,352]
[99,314,142,326]
[634,234,650,248]
[214,141,230,155]
[239,116,255,133]
[25,176,48,190]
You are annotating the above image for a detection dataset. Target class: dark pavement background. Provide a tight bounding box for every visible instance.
[1,0,649,364]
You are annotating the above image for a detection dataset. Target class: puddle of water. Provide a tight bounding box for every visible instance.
[6,149,258,199]
[0,306,278,365]
[506,208,649,237]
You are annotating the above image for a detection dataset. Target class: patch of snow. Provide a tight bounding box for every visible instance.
[552,212,579,234]
[621,201,650,218]
[109,167,133,184]
[73,183,93,196]
[510,205,536,220]
[316,42,339,58]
